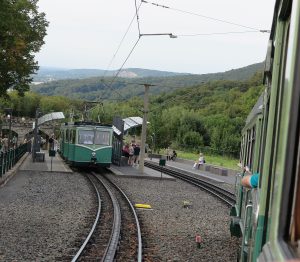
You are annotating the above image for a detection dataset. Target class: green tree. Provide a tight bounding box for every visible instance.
[0,0,48,96]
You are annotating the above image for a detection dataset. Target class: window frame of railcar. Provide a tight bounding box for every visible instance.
[265,20,291,247]
[66,129,70,143]
[95,129,110,146]
[277,4,300,257]
[245,130,251,167]
[250,126,256,170]
[240,135,245,166]
[60,130,64,142]
[258,96,270,180]
[256,117,264,173]
[260,4,300,258]
[69,128,73,144]
[78,129,94,145]
[245,126,256,169]
[71,129,76,144]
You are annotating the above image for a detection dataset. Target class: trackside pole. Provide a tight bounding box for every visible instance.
[159,159,166,180]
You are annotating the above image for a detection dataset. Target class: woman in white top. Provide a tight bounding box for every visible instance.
[193,153,205,169]
[199,153,204,163]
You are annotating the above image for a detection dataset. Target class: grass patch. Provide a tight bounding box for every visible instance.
[177,150,239,170]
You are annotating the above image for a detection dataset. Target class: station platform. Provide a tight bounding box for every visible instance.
[148,158,237,185]
[109,163,175,181]
[1,151,236,186]
[110,158,237,184]
[19,150,72,173]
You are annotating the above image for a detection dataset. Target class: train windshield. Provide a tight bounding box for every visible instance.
[95,130,110,145]
[78,130,94,145]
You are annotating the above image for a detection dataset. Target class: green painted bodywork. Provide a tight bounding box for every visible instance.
[232,1,300,260]
[230,0,300,262]
[60,123,113,167]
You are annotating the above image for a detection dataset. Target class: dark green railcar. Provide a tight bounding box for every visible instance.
[60,122,113,167]
[230,0,300,261]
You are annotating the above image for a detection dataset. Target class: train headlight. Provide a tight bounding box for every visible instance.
[92,152,96,157]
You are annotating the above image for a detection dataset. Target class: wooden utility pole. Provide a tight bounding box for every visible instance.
[139,84,155,173]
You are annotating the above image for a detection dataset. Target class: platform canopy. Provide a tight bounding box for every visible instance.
[113,116,146,136]
[37,112,65,126]
[123,117,143,132]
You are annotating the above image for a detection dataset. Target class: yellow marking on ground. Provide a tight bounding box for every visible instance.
[134,203,152,209]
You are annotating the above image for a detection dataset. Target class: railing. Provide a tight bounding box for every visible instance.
[0,143,28,177]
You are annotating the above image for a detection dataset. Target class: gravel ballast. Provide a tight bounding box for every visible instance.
[0,170,93,261]
[0,169,239,261]
[106,173,239,261]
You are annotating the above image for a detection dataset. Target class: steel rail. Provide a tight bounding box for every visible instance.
[93,174,121,262]
[104,176,143,262]
[71,174,102,262]
[144,161,235,206]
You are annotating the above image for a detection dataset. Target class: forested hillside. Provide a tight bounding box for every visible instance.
[6,63,265,158]
[77,70,262,157]
[32,67,189,82]
[31,62,263,101]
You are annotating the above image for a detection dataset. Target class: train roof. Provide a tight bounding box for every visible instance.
[62,121,112,127]
[245,93,264,125]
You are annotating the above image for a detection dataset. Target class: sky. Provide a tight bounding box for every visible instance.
[36,0,276,74]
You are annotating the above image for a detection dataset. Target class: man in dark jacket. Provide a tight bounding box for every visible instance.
[133,144,140,165]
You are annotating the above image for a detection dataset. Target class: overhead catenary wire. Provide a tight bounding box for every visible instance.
[98,0,269,103]
[101,1,142,79]
[106,37,141,95]
[134,0,142,36]
[141,0,270,33]
[98,2,143,101]
[177,30,264,37]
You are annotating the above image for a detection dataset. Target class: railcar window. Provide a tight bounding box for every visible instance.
[66,129,69,143]
[240,135,245,165]
[245,130,251,166]
[71,130,76,144]
[95,130,110,145]
[69,129,73,144]
[250,127,256,169]
[78,130,94,145]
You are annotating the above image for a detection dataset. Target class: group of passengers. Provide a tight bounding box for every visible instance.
[122,142,141,166]
[0,135,18,152]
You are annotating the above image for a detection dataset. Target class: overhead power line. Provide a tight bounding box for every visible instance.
[99,2,143,101]
[106,37,141,96]
[141,0,270,33]
[101,2,142,79]
[177,30,263,37]
[134,0,142,36]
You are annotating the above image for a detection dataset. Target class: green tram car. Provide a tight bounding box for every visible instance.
[59,122,113,167]
[230,0,300,261]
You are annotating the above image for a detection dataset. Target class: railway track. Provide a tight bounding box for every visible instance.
[144,160,236,206]
[71,172,142,262]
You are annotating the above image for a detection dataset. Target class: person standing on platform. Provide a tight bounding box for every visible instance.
[166,147,171,160]
[133,144,140,166]
[49,134,55,150]
[2,135,8,152]
[128,143,134,166]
